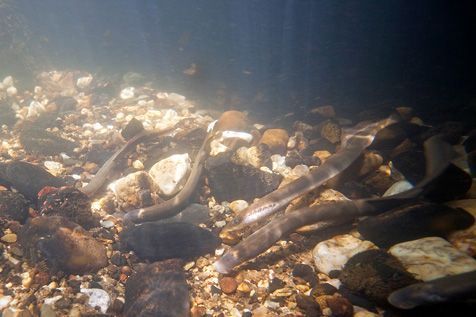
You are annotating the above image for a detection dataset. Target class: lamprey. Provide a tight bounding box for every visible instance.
[80,126,176,197]
[388,270,476,309]
[220,116,398,242]
[123,130,213,224]
[214,135,456,274]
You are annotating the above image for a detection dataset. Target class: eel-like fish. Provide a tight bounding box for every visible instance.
[80,126,177,197]
[123,130,213,223]
[388,270,476,309]
[214,135,455,274]
[220,116,398,242]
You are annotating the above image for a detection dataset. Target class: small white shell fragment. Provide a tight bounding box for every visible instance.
[80,288,111,314]
[76,75,93,89]
[149,153,191,196]
[100,220,115,229]
[312,234,377,275]
[389,236,476,281]
[120,87,135,100]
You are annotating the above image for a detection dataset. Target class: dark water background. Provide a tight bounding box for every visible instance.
[1,0,475,121]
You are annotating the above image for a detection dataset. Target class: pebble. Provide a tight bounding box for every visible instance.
[389,236,476,281]
[80,288,111,313]
[6,86,17,97]
[2,308,33,317]
[229,200,249,214]
[259,128,289,154]
[100,220,115,229]
[76,75,93,89]
[40,303,56,317]
[108,171,154,209]
[149,153,191,196]
[237,281,252,293]
[120,87,135,100]
[1,233,17,243]
[219,276,238,294]
[0,295,12,310]
[312,234,377,275]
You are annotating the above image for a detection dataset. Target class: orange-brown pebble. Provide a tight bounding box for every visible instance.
[120,266,132,275]
[33,271,50,286]
[259,128,289,154]
[191,305,207,317]
[219,276,238,294]
[326,295,354,317]
[214,110,248,132]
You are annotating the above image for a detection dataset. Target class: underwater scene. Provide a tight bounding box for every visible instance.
[1,1,476,316]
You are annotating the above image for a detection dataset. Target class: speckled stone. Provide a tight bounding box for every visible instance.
[149,153,191,196]
[108,171,154,209]
[389,236,476,281]
[312,234,377,275]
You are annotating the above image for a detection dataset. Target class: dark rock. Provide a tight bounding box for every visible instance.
[0,100,17,126]
[292,264,318,287]
[370,122,428,156]
[53,96,78,113]
[205,152,281,202]
[463,129,476,153]
[338,286,378,312]
[110,251,127,267]
[38,186,98,229]
[296,294,321,317]
[305,138,336,154]
[424,164,472,201]
[124,260,189,317]
[121,118,144,140]
[19,127,76,155]
[120,222,221,261]
[391,148,425,184]
[340,249,418,305]
[0,191,29,224]
[357,202,474,249]
[0,161,66,202]
[268,277,286,293]
[312,283,338,297]
[20,216,107,274]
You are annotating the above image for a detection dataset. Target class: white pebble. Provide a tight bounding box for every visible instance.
[76,75,93,89]
[120,87,135,100]
[2,76,13,87]
[149,153,191,196]
[80,288,111,314]
[312,234,377,275]
[0,295,12,310]
[6,86,17,97]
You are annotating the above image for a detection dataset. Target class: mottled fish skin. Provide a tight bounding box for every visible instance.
[220,116,398,242]
[80,125,176,197]
[388,270,476,309]
[123,131,213,223]
[214,135,454,274]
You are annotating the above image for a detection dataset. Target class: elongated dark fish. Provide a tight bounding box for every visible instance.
[123,131,213,223]
[80,126,176,197]
[214,135,455,274]
[388,270,476,309]
[220,116,398,242]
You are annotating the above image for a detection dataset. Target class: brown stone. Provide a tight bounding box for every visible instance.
[326,295,353,317]
[259,128,289,154]
[219,276,238,294]
[214,110,248,132]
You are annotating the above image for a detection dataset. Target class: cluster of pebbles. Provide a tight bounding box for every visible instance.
[0,71,475,317]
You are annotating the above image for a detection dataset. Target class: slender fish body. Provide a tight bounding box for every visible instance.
[80,127,175,197]
[214,135,454,274]
[388,270,476,309]
[220,117,397,241]
[123,132,212,223]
